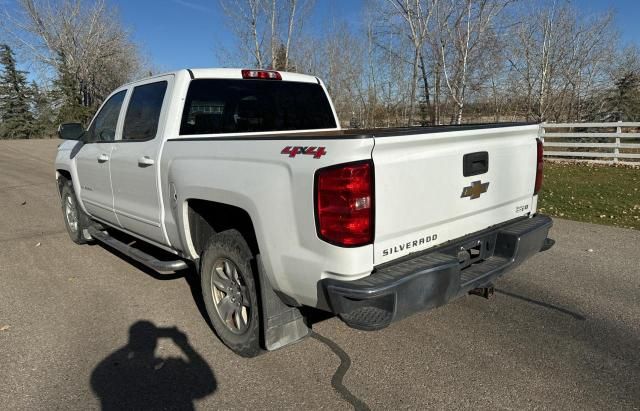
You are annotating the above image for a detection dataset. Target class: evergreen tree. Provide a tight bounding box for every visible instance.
[31,82,56,138]
[612,73,640,121]
[582,72,640,122]
[272,43,297,72]
[52,61,93,126]
[0,44,35,139]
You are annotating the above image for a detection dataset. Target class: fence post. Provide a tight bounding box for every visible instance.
[614,121,621,163]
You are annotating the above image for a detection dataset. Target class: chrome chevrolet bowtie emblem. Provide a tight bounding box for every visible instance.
[461,180,489,199]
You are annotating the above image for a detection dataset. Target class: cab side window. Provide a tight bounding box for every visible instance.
[87,90,126,143]
[122,81,168,141]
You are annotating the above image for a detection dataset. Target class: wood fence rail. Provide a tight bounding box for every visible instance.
[541,122,640,163]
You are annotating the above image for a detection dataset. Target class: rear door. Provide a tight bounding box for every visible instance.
[372,124,540,265]
[109,77,171,245]
[75,90,127,225]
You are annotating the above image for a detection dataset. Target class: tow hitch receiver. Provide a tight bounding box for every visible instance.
[469,285,495,300]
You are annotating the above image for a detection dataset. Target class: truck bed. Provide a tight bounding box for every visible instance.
[172,122,537,140]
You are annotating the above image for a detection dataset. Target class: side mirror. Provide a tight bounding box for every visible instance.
[58,123,85,140]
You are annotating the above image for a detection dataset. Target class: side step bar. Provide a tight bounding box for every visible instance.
[87,226,188,274]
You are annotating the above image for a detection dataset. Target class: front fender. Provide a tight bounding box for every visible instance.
[55,141,87,214]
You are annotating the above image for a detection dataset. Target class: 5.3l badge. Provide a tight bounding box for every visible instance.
[461,180,489,200]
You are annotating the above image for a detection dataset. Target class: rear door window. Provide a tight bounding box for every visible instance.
[180,79,336,135]
[123,81,168,141]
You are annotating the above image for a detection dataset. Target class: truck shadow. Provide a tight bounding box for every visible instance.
[90,321,216,410]
[90,230,214,331]
[310,331,371,411]
[494,288,586,321]
[478,282,640,406]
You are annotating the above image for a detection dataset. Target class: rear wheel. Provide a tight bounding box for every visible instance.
[60,181,91,244]
[200,229,262,357]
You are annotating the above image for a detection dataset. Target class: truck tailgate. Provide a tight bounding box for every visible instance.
[372,124,539,265]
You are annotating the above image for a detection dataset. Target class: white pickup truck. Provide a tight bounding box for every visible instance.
[55,68,554,356]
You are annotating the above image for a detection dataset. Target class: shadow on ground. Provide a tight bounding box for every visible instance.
[90,321,216,410]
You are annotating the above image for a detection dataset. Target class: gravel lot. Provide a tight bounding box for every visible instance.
[1,139,638,410]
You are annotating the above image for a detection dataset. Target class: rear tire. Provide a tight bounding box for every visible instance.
[60,180,91,244]
[200,229,262,357]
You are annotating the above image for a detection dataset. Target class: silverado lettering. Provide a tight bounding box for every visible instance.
[382,234,439,257]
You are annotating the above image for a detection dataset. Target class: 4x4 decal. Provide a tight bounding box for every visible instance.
[281,146,327,159]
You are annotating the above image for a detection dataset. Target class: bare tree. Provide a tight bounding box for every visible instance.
[295,20,367,126]
[311,0,621,126]
[2,0,140,122]
[435,0,508,124]
[219,0,266,68]
[364,0,423,126]
[506,1,615,121]
[219,0,313,70]
[386,0,432,125]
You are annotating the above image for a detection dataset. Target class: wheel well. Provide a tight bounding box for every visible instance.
[56,170,72,195]
[187,199,260,257]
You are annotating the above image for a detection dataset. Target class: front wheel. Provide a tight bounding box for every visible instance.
[60,181,91,244]
[200,229,262,357]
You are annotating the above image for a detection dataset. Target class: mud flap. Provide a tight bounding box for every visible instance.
[256,255,310,351]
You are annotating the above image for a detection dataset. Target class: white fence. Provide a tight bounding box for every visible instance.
[541,122,640,164]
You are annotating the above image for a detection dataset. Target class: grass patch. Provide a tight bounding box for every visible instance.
[537,161,640,230]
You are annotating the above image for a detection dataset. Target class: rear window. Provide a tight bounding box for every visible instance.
[180,79,336,135]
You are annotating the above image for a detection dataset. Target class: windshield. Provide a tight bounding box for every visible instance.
[180,79,336,135]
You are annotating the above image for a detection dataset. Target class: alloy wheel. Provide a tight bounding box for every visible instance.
[210,258,251,334]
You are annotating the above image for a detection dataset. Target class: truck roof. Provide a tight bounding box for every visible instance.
[127,68,321,86]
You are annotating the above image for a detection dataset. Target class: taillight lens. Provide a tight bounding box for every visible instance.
[241,69,282,80]
[534,138,544,195]
[315,161,374,247]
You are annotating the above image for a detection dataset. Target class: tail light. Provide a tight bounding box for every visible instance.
[534,138,544,195]
[241,69,281,80]
[315,161,374,247]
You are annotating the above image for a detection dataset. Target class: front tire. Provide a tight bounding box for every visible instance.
[200,229,262,357]
[60,180,91,244]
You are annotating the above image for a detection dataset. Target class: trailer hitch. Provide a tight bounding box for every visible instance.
[469,284,495,300]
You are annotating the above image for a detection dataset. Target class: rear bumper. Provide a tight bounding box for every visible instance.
[320,214,554,330]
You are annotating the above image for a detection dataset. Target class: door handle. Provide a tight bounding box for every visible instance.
[138,156,155,167]
[97,153,109,163]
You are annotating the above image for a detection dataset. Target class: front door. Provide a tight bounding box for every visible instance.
[75,90,127,225]
[110,79,170,245]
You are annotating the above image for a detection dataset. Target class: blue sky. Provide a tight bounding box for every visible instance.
[111,0,364,71]
[4,0,640,73]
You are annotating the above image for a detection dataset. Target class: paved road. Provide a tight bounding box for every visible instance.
[1,139,639,410]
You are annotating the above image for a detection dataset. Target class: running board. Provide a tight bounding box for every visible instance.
[87,226,188,274]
